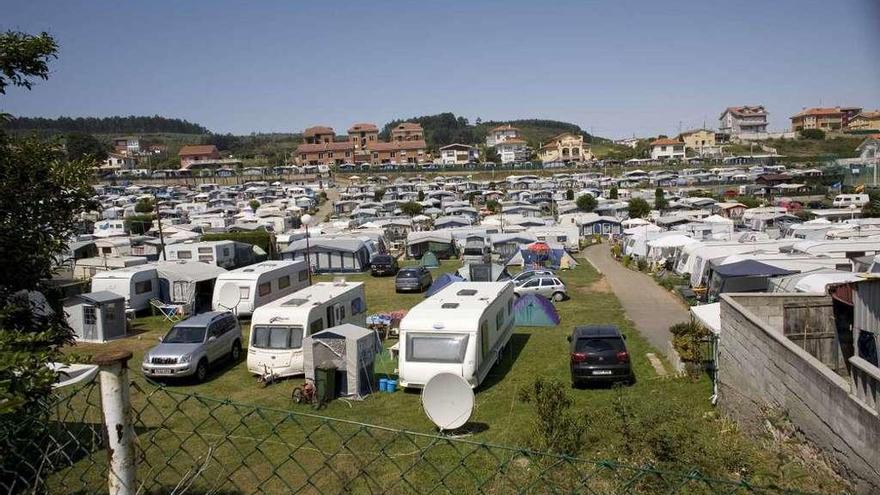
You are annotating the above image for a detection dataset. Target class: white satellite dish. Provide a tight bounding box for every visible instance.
[421,373,474,432]
[216,283,241,312]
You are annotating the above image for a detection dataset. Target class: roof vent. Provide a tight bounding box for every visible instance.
[442,303,460,309]
[457,289,478,296]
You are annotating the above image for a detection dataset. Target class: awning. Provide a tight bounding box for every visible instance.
[691,303,721,335]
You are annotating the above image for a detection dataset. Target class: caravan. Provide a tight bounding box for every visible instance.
[90,265,159,311]
[247,281,367,379]
[211,260,309,316]
[397,282,515,389]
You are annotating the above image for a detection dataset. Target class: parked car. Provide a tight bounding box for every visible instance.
[395,266,433,293]
[370,254,399,276]
[142,311,242,382]
[568,325,634,387]
[513,276,567,301]
[511,269,556,285]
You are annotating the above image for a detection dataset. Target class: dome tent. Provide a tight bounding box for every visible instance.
[420,251,440,268]
[425,273,465,297]
[513,294,561,327]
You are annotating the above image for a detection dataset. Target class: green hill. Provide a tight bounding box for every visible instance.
[4,115,210,135]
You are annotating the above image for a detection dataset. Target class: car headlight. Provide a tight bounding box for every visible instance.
[179,353,192,364]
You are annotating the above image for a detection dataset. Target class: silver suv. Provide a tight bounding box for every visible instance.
[514,276,568,302]
[142,311,242,382]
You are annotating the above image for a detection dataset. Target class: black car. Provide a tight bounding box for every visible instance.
[568,325,634,387]
[395,266,433,293]
[370,254,399,276]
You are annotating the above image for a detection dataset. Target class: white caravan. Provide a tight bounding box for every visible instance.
[90,265,159,311]
[165,240,236,268]
[832,194,869,208]
[247,280,367,378]
[211,260,309,316]
[398,281,515,389]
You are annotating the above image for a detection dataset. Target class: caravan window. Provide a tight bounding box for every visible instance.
[199,255,213,263]
[134,280,152,294]
[278,275,291,289]
[239,286,251,299]
[251,325,304,350]
[351,297,365,315]
[298,270,309,282]
[406,333,469,363]
[495,309,504,330]
[309,319,324,334]
[177,250,192,259]
[258,282,271,297]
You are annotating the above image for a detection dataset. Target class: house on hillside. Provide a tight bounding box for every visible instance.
[790,107,862,132]
[848,111,880,133]
[719,106,768,136]
[538,133,592,163]
[678,129,718,156]
[179,145,220,169]
[390,122,424,142]
[439,144,479,165]
[649,138,685,161]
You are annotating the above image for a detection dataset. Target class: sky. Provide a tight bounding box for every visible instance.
[1,0,879,138]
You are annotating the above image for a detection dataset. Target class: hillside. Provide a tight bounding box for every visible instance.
[380,112,608,151]
[760,136,864,161]
[4,115,209,135]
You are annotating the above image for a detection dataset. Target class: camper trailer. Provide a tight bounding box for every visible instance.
[832,194,869,208]
[397,281,515,389]
[211,260,309,316]
[165,240,236,268]
[247,280,367,379]
[90,265,159,311]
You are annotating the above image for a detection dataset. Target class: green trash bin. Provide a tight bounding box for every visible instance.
[315,364,337,404]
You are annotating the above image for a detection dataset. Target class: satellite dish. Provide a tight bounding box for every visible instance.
[216,283,241,311]
[421,373,474,432]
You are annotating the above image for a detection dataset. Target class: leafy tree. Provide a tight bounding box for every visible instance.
[863,190,880,218]
[125,213,155,235]
[485,199,501,213]
[6,115,209,134]
[800,129,825,140]
[576,194,597,212]
[65,133,108,162]
[735,195,760,208]
[399,201,423,217]
[609,187,619,199]
[0,31,57,95]
[249,199,261,211]
[134,197,155,213]
[373,188,386,202]
[627,197,651,219]
[417,190,425,202]
[565,189,574,201]
[483,146,500,164]
[654,187,668,210]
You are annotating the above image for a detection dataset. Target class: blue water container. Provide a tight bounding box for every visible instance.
[386,380,397,392]
[379,378,388,392]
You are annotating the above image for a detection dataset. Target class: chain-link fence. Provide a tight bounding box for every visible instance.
[2,358,817,495]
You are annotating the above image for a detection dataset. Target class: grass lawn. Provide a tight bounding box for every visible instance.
[63,258,845,493]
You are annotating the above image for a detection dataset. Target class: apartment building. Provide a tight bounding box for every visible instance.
[295,122,427,166]
[178,145,220,169]
[848,111,880,132]
[486,124,531,163]
[719,106,768,135]
[790,106,862,132]
[390,122,424,142]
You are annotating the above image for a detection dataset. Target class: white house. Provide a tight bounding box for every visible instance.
[439,144,479,165]
[495,138,530,164]
[485,124,520,147]
[649,138,686,161]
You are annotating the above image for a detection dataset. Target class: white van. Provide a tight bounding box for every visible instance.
[90,265,159,311]
[398,281,515,389]
[247,280,367,378]
[832,194,869,208]
[211,260,309,316]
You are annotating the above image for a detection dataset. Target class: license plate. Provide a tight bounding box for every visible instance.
[592,370,613,375]
[154,369,174,375]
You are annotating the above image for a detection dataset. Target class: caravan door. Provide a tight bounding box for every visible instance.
[172,281,190,304]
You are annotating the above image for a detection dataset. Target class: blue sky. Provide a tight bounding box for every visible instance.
[2,0,878,138]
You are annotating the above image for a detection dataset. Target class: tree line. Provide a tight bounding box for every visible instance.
[4,115,210,135]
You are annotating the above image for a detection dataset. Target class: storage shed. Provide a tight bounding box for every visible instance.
[303,324,381,399]
[64,291,127,343]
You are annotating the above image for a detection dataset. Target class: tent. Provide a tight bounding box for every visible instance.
[457,263,509,282]
[156,260,227,313]
[425,273,465,297]
[707,260,797,301]
[420,251,440,268]
[505,243,578,270]
[303,324,382,400]
[513,294,560,327]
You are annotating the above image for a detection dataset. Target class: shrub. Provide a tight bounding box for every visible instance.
[800,128,825,140]
[518,378,587,455]
[636,258,648,272]
[622,254,631,267]
[610,244,622,259]
[125,213,155,235]
[576,194,597,212]
[669,321,711,364]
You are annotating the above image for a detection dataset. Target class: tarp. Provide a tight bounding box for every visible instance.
[712,260,797,278]
[420,251,439,268]
[514,294,560,326]
[690,303,721,335]
[425,273,464,297]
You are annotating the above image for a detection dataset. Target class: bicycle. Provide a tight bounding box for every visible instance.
[291,378,324,409]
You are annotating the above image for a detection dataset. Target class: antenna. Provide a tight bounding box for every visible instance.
[421,373,474,432]
[216,282,241,314]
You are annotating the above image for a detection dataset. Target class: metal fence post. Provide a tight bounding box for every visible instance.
[94,350,136,495]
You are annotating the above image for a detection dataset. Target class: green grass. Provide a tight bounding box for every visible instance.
[64,259,846,493]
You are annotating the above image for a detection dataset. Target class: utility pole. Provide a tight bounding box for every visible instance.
[153,193,166,260]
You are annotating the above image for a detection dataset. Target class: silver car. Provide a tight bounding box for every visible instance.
[511,269,556,285]
[514,276,568,302]
[142,311,242,382]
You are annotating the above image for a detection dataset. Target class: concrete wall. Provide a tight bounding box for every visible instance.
[719,293,880,493]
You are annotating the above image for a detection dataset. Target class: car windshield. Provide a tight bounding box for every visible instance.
[163,326,206,344]
[373,256,392,263]
[575,337,625,353]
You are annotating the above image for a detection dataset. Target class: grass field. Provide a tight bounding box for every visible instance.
[63,258,845,493]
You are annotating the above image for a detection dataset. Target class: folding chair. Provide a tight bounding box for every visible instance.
[150,298,181,322]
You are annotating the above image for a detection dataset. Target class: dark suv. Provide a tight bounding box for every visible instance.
[568,325,634,387]
[370,254,399,276]
[395,266,433,293]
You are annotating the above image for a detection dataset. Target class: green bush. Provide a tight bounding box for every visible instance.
[670,321,711,364]
[636,258,648,272]
[518,378,588,456]
[125,213,155,235]
[800,128,825,140]
[621,254,631,267]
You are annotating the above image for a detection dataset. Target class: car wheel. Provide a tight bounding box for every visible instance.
[552,292,565,302]
[231,341,242,361]
[195,359,209,383]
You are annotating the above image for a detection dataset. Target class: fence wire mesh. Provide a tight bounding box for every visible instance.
[2,378,818,495]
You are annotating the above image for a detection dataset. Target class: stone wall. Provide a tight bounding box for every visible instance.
[719,293,880,494]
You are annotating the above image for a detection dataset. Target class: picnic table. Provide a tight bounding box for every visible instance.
[366,309,408,340]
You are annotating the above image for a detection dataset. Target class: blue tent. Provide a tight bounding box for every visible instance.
[420,251,440,268]
[513,294,561,327]
[425,273,465,297]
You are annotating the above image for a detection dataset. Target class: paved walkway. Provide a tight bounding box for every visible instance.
[582,244,690,355]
